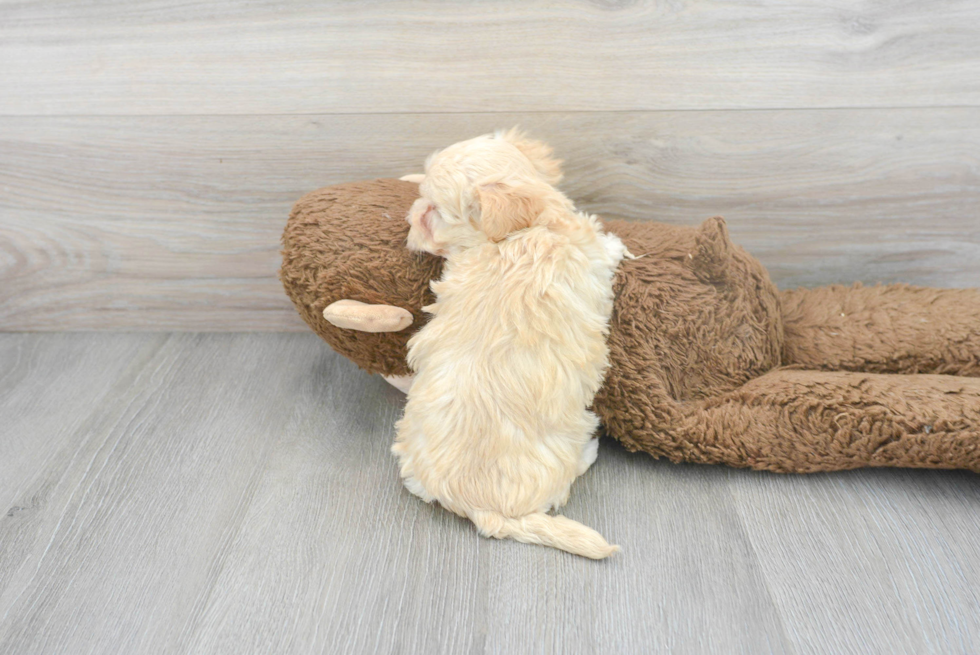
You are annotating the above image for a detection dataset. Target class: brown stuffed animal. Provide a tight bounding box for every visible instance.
[281,178,980,474]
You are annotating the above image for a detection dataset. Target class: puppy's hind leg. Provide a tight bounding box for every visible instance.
[402,475,435,502]
[391,442,436,502]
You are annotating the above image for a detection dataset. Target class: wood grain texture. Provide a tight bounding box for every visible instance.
[2,0,980,115]
[2,109,978,331]
[1,333,978,654]
[731,472,980,653]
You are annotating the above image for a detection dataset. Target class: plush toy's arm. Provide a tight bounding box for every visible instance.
[660,369,980,473]
[322,299,414,333]
[320,300,416,391]
[781,284,980,377]
[383,375,414,393]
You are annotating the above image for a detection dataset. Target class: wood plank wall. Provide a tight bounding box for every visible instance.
[1,1,978,330]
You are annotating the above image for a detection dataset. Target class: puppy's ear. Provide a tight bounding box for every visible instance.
[476,182,545,242]
[498,128,563,184]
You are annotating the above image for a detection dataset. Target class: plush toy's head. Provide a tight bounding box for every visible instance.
[280,179,438,377]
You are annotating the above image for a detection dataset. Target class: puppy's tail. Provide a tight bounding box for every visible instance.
[469,510,619,560]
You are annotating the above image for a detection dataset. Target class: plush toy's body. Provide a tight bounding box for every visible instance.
[281,179,980,474]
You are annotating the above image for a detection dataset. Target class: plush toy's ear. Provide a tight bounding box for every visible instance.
[689,216,733,283]
[476,182,546,242]
[497,128,563,185]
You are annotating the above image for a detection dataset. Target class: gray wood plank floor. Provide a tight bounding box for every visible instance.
[2,333,978,655]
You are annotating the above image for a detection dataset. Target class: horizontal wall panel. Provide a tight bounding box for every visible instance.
[2,1,980,115]
[1,109,977,330]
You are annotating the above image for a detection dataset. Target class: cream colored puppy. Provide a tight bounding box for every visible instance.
[393,129,626,559]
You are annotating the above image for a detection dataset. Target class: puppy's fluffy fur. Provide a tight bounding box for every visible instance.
[393,129,626,559]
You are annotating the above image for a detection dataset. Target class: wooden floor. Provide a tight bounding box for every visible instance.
[0,333,978,654]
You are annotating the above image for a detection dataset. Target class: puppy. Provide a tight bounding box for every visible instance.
[392,129,626,559]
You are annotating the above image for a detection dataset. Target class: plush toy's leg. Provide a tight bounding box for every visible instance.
[664,369,980,473]
[383,374,414,393]
[780,284,980,376]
